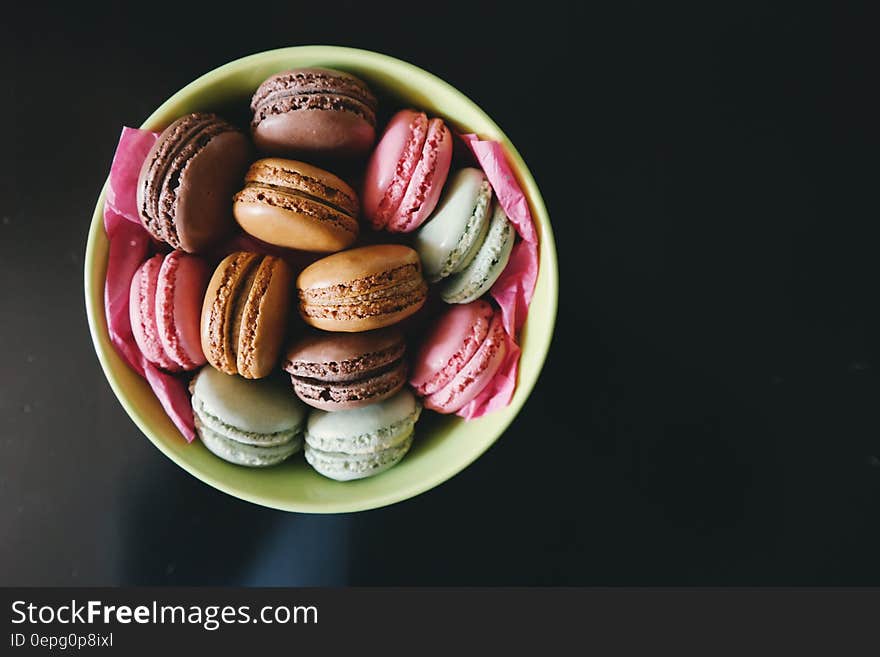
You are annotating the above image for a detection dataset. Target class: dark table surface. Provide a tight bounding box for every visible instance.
[3,2,879,586]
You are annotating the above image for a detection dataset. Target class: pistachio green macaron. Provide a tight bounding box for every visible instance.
[191,366,306,467]
[304,388,421,481]
[413,168,493,283]
[440,201,514,304]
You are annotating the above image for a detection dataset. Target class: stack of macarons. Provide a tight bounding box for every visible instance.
[124,65,524,481]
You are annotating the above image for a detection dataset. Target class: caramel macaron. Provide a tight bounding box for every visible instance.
[233,158,360,253]
[297,245,428,332]
[201,252,293,378]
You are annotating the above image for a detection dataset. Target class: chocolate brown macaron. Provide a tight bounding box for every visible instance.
[137,113,252,253]
[297,245,428,332]
[200,252,293,379]
[250,68,377,159]
[284,328,407,410]
[233,158,359,253]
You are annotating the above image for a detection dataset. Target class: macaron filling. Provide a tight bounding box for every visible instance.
[254,93,376,125]
[235,257,281,375]
[203,252,261,373]
[291,359,407,408]
[244,162,359,216]
[299,265,427,321]
[285,341,406,382]
[301,278,427,321]
[235,184,357,233]
[304,435,413,481]
[251,70,377,129]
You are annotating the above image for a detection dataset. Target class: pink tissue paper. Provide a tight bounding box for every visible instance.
[104,127,196,442]
[457,135,540,420]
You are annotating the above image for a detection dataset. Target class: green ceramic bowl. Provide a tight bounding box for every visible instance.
[84,46,558,513]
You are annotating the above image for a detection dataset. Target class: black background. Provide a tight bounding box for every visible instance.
[4,1,880,585]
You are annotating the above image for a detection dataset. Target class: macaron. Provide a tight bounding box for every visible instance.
[304,389,421,481]
[137,112,252,253]
[129,251,210,371]
[190,366,306,468]
[200,252,293,379]
[233,158,360,253]
[362,109,453,233]
[283,327,407,410]
[410,300,508,414]
[297,244,428,332]
[413,167,493,282]
[250,68,377,159]
[440,201,515,304]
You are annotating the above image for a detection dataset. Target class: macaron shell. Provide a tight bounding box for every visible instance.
[236,256,293,379]
[250,68,377,160]
[129,254,180,372]
[414,167,492,281]
[201,252,262,375]
[305,434,412,481]
[306,421,413,455]
[155,251,209,370]
[386,118,453,233]
[243,158,360,214]
[254,109,375,158]
[192,396,300,447]
[175,129,252,253]
[137,113,218,246]
[302,303,426,333]
[303,389,420,479]
[290,359,407,411]
[234,200,357,253]
[191,365,306,435]
[441,203,515,305]
[234,158,360,252]
[284,327,405,382]
[362,109,425,225]
[410,299,493,396]
[196,416,302,468]
[424,312,508,414]
[305,388,421,450]
[297,244,421,290]
[297,245,428,332]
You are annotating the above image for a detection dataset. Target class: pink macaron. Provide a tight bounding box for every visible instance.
[410,300,508,414]
[362,109,453,233]
[129,251,209,371]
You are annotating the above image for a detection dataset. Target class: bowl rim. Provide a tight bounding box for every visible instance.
[83,45,559,513]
